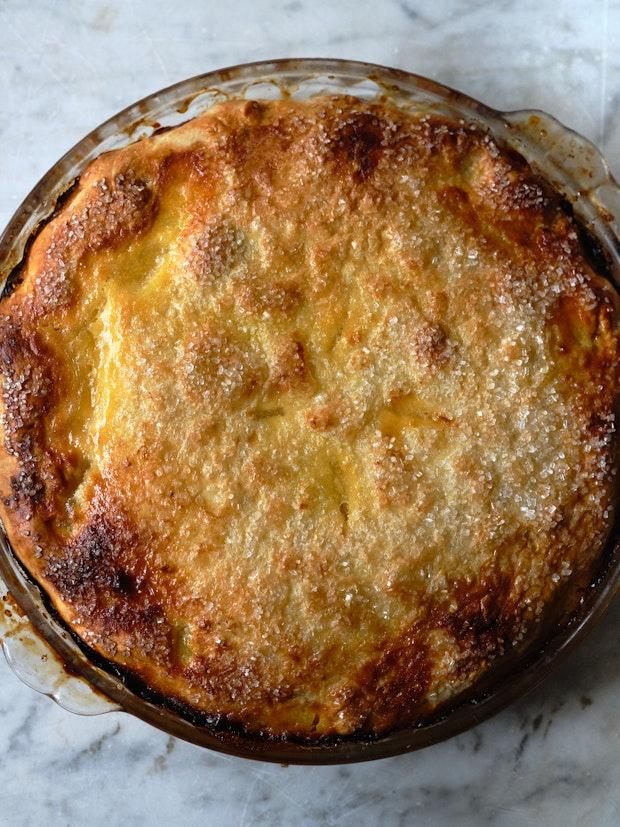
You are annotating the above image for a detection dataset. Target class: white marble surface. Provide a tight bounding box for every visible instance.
[1,1,619,825]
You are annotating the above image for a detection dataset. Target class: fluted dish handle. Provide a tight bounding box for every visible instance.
[1,578,119,715]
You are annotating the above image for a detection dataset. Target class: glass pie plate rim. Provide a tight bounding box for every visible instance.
[0,57,619,765]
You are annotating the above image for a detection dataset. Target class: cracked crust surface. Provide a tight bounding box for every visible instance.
[0,96,618,737]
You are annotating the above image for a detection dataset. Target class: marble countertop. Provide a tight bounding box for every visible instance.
[1,1,619,824]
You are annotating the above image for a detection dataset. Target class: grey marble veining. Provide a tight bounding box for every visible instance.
[1,1,619,825]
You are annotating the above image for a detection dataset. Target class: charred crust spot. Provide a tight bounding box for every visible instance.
[43,491,169,657]
[0,322,59,517]
[345,568,523,733]
[112,569,138,595]
[574,220,615,283]
[45,506,139,601]
[7,457,45,518]
[441,580,511,644]
[431,569,522,675]
[368,628,431,729]
[330,111,390,181]
[589,410,616,439]
[339,625,431,733]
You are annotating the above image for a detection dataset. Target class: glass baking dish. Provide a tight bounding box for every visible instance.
[0,58,619,765]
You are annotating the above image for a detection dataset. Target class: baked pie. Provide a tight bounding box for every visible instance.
[0,96,617,737]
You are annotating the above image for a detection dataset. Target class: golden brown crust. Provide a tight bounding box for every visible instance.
[0,96,618,737]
